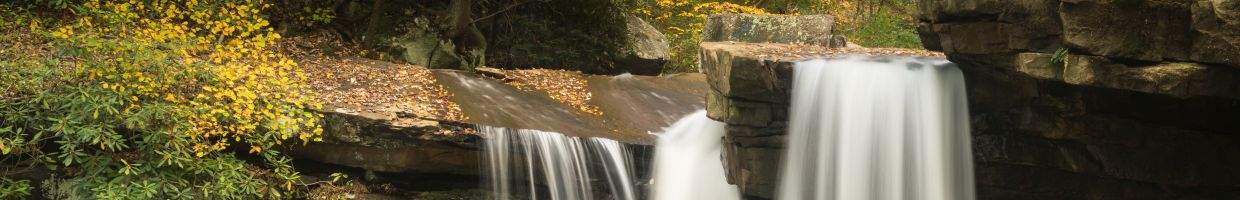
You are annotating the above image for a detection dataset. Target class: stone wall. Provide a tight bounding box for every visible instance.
[919,0,1240,198]
[701,42,815,199]
[917,0,1240,99]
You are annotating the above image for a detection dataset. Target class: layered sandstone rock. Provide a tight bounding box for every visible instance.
[919,0,1240,198]
[702,41,947,199]
[286,109,481,175]
[707,4,1240,199]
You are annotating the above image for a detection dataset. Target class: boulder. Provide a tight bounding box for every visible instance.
[702,14,847,47]
[477,0,657,75]
[614,14,672,75]
[386,19,465,69]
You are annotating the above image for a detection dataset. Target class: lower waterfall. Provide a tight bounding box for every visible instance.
[778,56,975,200]
[481,126,638,200]
[651,110,740,200]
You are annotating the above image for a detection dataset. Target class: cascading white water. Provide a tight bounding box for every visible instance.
[778,56,975,200]
[651,110,741,200]
[481,126,638,200]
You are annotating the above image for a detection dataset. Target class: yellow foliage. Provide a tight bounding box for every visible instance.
[631,0,768,72]
[58,0,323,158]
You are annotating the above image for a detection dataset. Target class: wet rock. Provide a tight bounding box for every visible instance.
[286,109,482,175]
[434,69,710,145]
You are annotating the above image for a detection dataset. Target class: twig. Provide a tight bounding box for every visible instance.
[471,0,530,24]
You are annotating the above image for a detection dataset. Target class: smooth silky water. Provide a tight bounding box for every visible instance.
[778,56,975,200]
[651,110,740,200]
[481,126,638,200]
[481,56,974,200]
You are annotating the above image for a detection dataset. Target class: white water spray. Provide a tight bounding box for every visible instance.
[778,56,975,200]
[651,110,741,200]
[481,126,638,200]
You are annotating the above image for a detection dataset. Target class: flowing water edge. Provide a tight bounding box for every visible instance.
[779,57,974,200]
[480,56,974,200]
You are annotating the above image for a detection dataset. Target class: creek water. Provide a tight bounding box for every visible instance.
[480,126,639,200]
[480,56,974,200]
[650,110,740,200]
[778,57,975,200]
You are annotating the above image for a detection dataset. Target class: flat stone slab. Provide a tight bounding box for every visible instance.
[436,70,710,145]
[291,66,709,174]
[587,73,710,139]
[702,14,846,47]
[435,70,614,140]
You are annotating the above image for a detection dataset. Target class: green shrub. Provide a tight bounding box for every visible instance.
[620,0,923,73]
[839,7,922,49]
[621,0,769,73]
[1,0,321,199]
[0,178,31,199]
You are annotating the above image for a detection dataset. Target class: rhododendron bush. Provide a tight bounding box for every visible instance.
[1,0,322,198]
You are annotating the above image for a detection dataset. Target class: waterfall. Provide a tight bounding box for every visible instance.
[777,56,975,200]
[481,126,638,200]
[651,110,741,200]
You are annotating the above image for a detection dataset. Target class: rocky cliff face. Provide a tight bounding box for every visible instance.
[918,0,1240,99]
[919,0,1240,198]
[707,4,1240,198]
[701,13,952,199]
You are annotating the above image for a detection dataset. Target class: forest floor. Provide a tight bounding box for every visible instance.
[279,31,467,124]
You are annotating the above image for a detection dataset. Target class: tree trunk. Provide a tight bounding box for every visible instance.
[449,0,486,71]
